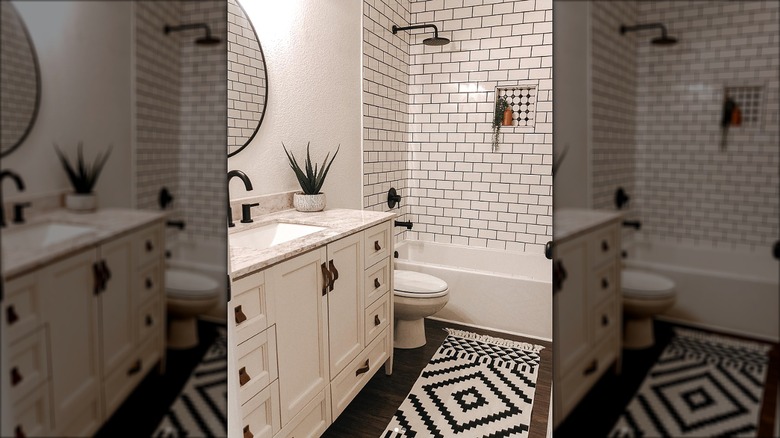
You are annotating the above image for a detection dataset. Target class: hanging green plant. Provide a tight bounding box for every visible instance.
[492,97,509,151]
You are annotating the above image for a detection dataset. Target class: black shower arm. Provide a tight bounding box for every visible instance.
[392,24,441,38]
[165,23,212,35]
[620,23,669,37]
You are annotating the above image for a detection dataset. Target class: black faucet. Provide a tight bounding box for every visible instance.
[394,220,413,230]
[227,170,253,227]
[1,170,26,227]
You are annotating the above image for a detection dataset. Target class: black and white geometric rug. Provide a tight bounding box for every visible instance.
[153,327,227,438]
[382,328,545,438]
[610,328,771,438]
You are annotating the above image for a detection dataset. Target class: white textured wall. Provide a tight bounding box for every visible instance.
[228,0,363,210]
[3,1,133,207]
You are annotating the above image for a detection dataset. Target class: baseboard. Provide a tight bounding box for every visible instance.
[656,315,779,344]
[427,316,553,343]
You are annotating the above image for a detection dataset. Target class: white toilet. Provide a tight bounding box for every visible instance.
[393,270,449,349]
[621,269,676,349]
[165,269,220,349]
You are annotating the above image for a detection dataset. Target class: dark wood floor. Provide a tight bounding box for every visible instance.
[95,321,222,438]
[554,320,779,437]
[324,318,552,438]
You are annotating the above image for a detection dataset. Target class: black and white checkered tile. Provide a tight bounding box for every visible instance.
[383,329,544,438]
[153,328,227,438]
[610,329,771,438]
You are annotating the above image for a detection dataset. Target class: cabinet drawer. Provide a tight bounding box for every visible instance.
[7,327,48,403]
[331,328,390,419]
[138,297,162,345]
[232,271,274,345]
[592,298,619,344]
[137,263,161,305]
[365,293,390,345]
[135,225,162,268]
[559,335,618,417]
[8,383,50,438]
[239,380,280,438]
[589,262,617,307]
[103,335,161,417]
[237,326,278,406]
[590,225,618,268]
[276,386,331,438]
[364,222,391,268]
[3,273,41,344]
[364,257,390,306]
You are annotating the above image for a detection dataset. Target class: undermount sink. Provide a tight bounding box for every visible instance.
[2,222,97,253]
[229,222,326,251]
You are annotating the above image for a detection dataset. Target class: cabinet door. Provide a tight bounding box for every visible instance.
[40,248,102,435]
[268,247,329,427]
[553,238,589,374]
[98,233,135,376]
[326,233,364,376]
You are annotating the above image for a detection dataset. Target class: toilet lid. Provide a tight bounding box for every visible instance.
[166,269,220,299]
[394,270,448,298]
[622,270,675,299]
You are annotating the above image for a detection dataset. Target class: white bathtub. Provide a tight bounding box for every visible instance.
[395,240,552,341]
[625,239,779,342]
[166,235,228,322]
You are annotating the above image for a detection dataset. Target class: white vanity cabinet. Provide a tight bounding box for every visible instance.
[553,213,621,427]
[229,219,393,438]
[1,220,165,437]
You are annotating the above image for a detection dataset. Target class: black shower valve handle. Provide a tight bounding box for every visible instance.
[387,188,402,209]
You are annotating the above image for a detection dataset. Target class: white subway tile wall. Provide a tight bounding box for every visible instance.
[179,1,227,240]
[363,0,413,243]
[407,0,553,252]
[135,2,227,242]
[634,1,779,251]
[362,0,554,253]
[134,2,182,220]
[590,2,638,211]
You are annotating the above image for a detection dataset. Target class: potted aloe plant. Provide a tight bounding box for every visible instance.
[54,142,112,212]
[282,142,339,212]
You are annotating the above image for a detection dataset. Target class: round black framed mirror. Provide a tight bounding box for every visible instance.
[1,2,41,158]
[227,0,268,158]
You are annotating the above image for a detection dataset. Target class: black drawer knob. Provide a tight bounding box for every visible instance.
[6,305,19,325]
[601,240,609,252]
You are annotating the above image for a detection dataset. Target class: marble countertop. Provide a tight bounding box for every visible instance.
[553,208,624,241]
[229,208,397,279]
[2,208,167,279]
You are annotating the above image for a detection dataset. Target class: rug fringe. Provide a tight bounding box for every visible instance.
[675,328,773,353]
[444,328,545,353]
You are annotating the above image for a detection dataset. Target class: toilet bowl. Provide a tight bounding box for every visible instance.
[166,268,220,350]
[393,270,449,349]
[621,269,676,349]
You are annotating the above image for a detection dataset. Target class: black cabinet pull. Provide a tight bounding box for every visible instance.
[243,425,254,438]
[601,278,609,289]
[239,367,251,386]
[14,425,25,438]
[374,278,381,289]
[583,360,598,376]
[355,359,370,376]
[93,262,103,294]
[553,260,567,294]
[10,367,22,386]
[101,260,111,282]
[329,260,339,291]
[321,263,330,295]
[374,240,381,251]
[601,240,609,252]
[374,314,381,326]
[146,314,154,327]
[127,359,142,376]
[6,305,19,325]
[145,278,153,289]
[602,315,609,326]
[145,240,154,252]
[235,305,247,324]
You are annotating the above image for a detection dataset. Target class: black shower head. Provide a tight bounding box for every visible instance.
[164,23,221,46]
[392,23,450,46]
[620,23,677,46]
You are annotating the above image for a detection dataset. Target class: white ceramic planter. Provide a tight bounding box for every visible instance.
[293,192,325,212]
[65,193,97,212]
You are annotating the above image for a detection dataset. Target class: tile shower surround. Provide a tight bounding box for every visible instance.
[135,2,227,242]
[363,0,553,253]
